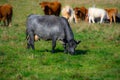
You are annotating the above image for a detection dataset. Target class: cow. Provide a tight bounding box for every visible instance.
[39,1,61,16]
[26,14,80,54]
[104,8,118,24]
[88,7,107,23]
[73,6,88,23]
[61,5,75,23]
[0,4,13,26]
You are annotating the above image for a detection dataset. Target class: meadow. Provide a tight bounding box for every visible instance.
[0,0,120,80]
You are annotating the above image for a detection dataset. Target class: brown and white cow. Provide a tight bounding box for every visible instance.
[39,1,61,16]
[0,4,13,26]
[105,8,118,24]
[61,5,75,23]
[73,6,88,23]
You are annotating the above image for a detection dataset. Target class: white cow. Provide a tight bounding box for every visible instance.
[88,7,107,23]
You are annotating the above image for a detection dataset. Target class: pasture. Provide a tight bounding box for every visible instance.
[0,0,120,80]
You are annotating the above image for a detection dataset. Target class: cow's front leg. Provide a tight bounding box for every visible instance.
[52,38,56,53]
[63,43,68,53]
[91,17,95,23]
[3,18,7,26]
[62,40,68,53]
[100,16,104,23]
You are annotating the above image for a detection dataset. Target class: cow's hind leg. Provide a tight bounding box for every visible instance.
[27,37,31,49]
[52,38,57,53]
[26,30,30,49]
[7,16,12,27]
[62,39,68,53]
[113,15,116,23]
[27,32,35,50]
[6,14,10,26]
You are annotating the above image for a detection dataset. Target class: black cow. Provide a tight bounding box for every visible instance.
[26,14,80,54]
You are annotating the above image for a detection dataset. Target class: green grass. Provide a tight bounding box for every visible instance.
[0,0,120,80]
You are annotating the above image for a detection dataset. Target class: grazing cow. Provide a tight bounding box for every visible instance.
[0,4,13,26]
[39,1,61,16]
[88,7,107,23]
[61,5,75,23]
[26,14,80,54]
[105,8,118,24]
[73,6,88,23]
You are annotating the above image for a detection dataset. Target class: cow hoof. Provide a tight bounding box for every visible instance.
[51,50,55,53]
[64,50,68,54]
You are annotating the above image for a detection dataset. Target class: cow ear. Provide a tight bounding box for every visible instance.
[76,40,81,44]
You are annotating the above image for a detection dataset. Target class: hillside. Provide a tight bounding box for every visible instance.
[0,0,120,80]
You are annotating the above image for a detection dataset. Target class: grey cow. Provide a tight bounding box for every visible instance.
[26,14,80,54]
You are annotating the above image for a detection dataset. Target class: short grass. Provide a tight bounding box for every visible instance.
[0,0,120,80]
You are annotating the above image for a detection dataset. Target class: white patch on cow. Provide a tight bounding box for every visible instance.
[34,35,39,41]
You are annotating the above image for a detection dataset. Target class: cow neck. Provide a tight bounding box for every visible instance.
[64,23,74,42]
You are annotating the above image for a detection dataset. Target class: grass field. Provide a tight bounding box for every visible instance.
[0,0,120,80]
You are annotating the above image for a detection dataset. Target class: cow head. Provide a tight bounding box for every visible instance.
[74,8,81,15]
[39,2,53,15]
[39,2,49,10]
[67,40,81,55]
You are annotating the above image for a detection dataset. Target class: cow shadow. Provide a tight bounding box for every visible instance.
[37,48,64,53]
[37,48,88,55]
[46,49,88,55]
[75,49,88,55]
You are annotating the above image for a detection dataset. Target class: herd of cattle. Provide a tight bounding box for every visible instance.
[0,1,120,54]
[39,1,120,24]
[0,1,120,27]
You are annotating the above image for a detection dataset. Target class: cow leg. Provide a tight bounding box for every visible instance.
[2,17,7,26]
[62,39,68,53]
[113,15,116,23]
[27,37,31,49]
[92,17,95,23]
[110,17,112,24]
[26,30,30,49]
[28,32,35,50]
[7,16,12,27]
[3,20,6,26]
[0,21,1,26]
[7,17,9,26]
[89,16,91,23]
[89,16,95,23]
[63,43,68,53]
[52,38,57,53]
[100,16,104,23]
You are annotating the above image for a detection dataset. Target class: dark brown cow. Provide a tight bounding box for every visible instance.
[73,6,88,23]
[39,1,61,16]
[0,4,13,26]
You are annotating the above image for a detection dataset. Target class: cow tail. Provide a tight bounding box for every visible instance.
[25,29,29,40]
